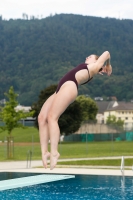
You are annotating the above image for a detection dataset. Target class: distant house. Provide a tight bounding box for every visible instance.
[15,105,35,126]
[94,97,103,101]
[15,104,31,112]
[0,99,6,105]
[95,100,133,130]
[95,101,114,124]
[104,101,133,130]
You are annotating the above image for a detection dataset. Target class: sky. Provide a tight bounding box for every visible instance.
[0,0,133,20]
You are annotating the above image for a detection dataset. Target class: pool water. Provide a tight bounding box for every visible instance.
[0,172,133,200]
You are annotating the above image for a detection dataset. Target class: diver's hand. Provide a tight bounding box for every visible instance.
[105,64,112,76]
[99,65,112,76]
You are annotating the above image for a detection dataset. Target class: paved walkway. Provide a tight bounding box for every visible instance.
[1,167,133,176]
[0,156,133,171]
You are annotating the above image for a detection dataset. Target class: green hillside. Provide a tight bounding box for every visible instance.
[0,14,133,105]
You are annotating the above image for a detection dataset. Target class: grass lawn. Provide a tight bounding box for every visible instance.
[0,127,133,167]
[58,159,133,167]
[0,127,39,143]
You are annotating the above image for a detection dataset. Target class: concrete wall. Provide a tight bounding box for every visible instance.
[75,123,118,134]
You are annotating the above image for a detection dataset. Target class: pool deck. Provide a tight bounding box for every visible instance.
[1,167,133,177]
[0,159,133,176]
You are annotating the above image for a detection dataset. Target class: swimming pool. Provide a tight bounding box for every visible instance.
[0,172,133,200]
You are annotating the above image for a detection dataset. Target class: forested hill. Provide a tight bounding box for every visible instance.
[0,14,133,105]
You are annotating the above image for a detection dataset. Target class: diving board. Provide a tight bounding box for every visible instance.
[0,174,75,191]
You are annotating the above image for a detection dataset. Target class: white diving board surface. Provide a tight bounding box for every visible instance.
[0,174,75,191]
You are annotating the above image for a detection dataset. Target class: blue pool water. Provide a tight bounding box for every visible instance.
[0,172,133,200]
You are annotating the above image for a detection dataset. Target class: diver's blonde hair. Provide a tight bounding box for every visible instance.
[95,55,99,60]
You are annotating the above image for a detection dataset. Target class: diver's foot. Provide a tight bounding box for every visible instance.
[50,152,60,170]
[42,151,50,169]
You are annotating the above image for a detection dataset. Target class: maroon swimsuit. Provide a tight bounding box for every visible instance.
[56,63,93,93]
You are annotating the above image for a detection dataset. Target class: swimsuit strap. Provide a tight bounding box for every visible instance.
[86,65,91,80]
[81,65,93,85]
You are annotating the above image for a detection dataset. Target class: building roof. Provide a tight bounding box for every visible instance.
[96,101,133,113]
[106,102,133,111]
[95,101,114,113]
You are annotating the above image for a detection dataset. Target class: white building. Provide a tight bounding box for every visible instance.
[15,105,35,124]
[95,101,133,130]
[95,101,112,124]
[104,101,133,131]
[15,104,31,112]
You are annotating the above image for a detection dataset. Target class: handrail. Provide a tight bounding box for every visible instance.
[120,156,125,190]
[26,150,32,168]
[121,156,124,176]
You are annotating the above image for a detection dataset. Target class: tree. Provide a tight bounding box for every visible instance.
[0,86,34,158]
[76,95,98,122]
[32,84,83,135]
[106,115,124,129]
[58,100,83,135]
[1,15,133,105]
[32,85,58,127]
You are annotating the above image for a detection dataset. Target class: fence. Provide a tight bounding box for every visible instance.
[64,132,133,142]
[64,121,133,142]
[0,120,34,127]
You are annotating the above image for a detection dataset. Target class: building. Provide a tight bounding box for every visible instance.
[15,104,35,126]
[95,101,114,124]
[95,100,133,130]
[104,101,133,131]
[0,99,6,105]
[94,97,103,101]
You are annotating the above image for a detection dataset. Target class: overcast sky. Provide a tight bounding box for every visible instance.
[0,0,133,20]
